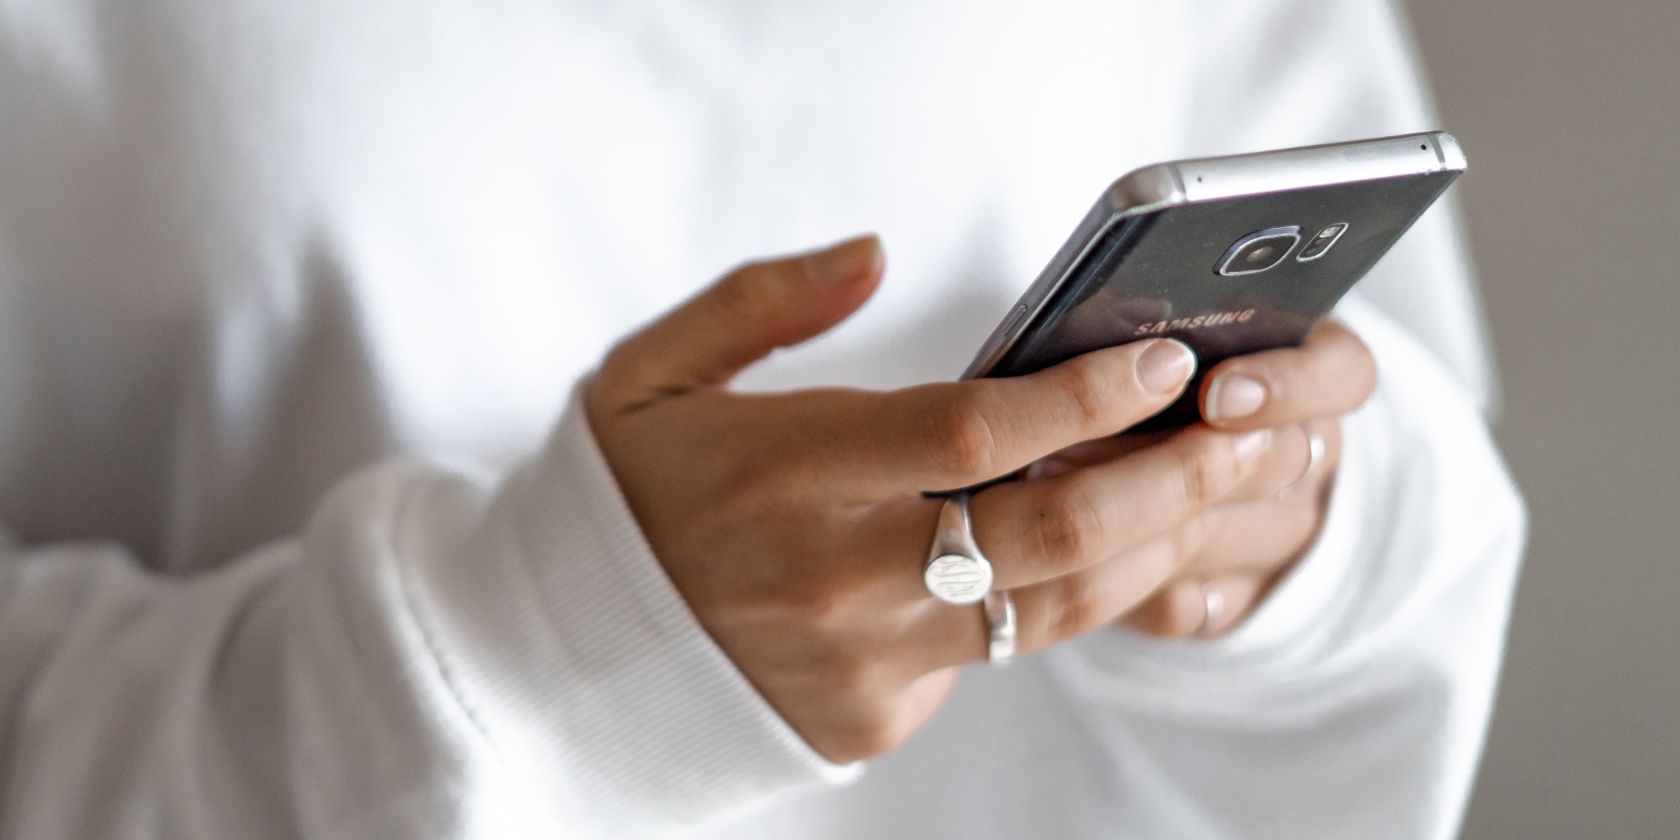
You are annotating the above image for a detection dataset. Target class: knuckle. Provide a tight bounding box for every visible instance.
[727,442,803,502]
[712,274,761,323]
[921,395,999,478]
[768,575,854,629]
[713,264,782,324]
[1033,486,1104,566]
[1051,357,1110,427]
[1048,577,1107,640]
[1308,324,1378,408]
[1177,435,1242,508]
[1168,516,1211,570]
[817,647,881,699]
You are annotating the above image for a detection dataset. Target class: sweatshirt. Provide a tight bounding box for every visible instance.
[0,1,1523,837]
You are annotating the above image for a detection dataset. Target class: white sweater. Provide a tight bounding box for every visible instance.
[0,1,1524,837]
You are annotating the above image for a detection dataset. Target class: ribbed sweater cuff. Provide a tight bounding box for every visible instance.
[413,386,858,834]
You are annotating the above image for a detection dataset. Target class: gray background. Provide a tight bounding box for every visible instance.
[1403,2,1680,836]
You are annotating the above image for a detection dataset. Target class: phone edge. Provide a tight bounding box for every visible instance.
[958,165,1185,379]
[1170,131,1466,203]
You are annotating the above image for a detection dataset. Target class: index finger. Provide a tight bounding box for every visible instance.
[854,338,1198,493]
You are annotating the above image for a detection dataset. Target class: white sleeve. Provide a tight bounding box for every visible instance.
[0,389,853,839]
[1029,2,1526,837]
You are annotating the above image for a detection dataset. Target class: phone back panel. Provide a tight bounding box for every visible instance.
[986,170,1459,428]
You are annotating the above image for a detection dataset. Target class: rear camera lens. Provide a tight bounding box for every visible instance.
[1216,227,1301,276]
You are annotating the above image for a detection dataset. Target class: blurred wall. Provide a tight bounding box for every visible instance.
[1401,2,1680,836]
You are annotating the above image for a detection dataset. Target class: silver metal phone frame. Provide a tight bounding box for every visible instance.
[960,131,1466,380]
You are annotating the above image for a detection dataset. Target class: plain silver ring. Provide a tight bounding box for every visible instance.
[1277,423,1327,502]
[923,492,995,605]
[1196,580,1226,637]
[983,590,1017,666]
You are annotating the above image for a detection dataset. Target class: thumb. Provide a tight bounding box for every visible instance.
[594,234,884,409]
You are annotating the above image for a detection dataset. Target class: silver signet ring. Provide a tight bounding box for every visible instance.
[924,492,994,606]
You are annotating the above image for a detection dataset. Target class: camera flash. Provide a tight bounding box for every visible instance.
[1297,223,1348,262]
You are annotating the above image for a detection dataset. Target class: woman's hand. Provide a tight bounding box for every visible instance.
[1113,320,1377,637]
[588,235,1315,762]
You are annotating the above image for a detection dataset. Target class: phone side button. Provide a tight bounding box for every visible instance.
[1002,305,1029,336]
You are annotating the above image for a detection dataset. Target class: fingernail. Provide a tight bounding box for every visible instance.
[804,234,882,286]
[1137,340,1197,394]
[1207,373,1267,422]
[1234,428,1271,465]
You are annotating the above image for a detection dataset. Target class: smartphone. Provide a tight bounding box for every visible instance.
[965,132,1466,429]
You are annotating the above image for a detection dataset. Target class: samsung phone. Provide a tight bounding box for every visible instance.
[965,132,1466,429]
